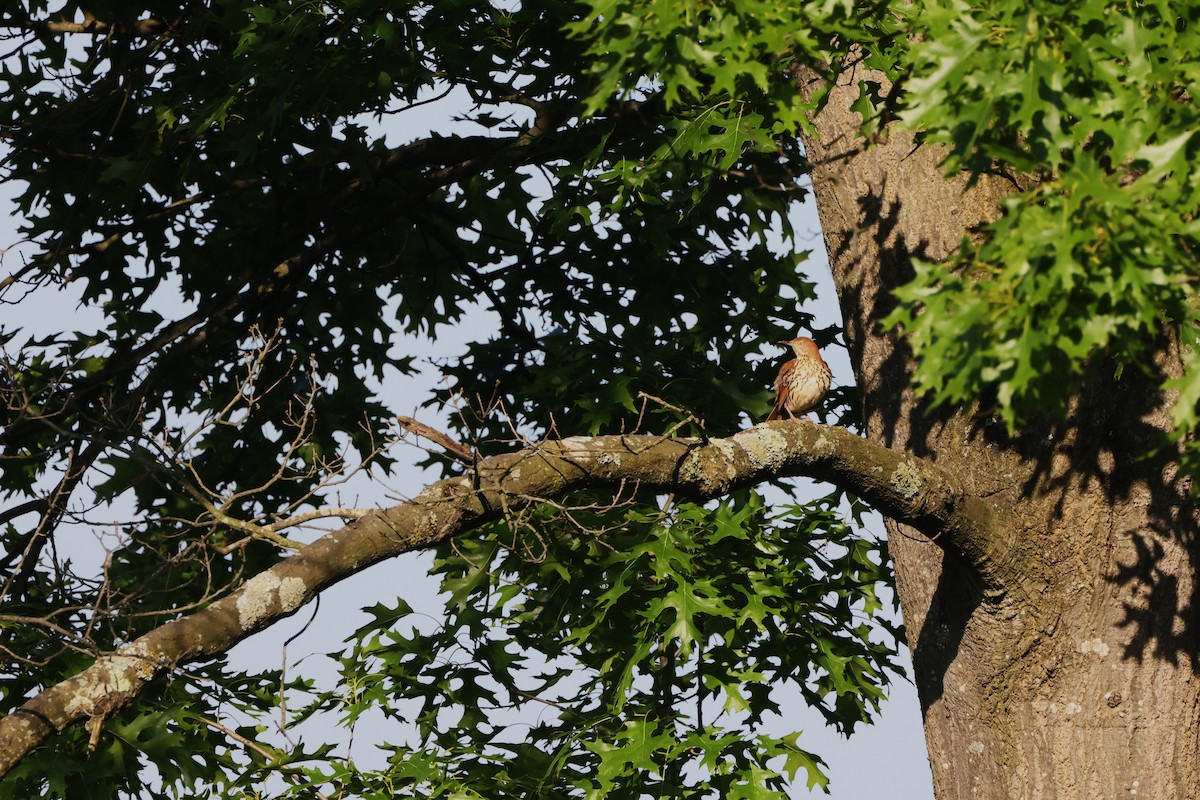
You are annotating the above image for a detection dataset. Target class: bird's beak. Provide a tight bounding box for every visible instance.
[776,340,789,347]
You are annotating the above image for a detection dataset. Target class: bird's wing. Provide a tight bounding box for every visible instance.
[773,359,796,393]
[766,360,795,420]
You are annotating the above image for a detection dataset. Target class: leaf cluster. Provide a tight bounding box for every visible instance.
[887,0,1200,435]
[0,664,325,800]
[302,491,899,799]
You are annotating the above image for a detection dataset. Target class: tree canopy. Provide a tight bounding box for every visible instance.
[0,0,1197,798]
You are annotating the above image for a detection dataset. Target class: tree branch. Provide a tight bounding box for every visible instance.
[0,422,1007,778]
[1,15,167,38]
[396,416,477,465]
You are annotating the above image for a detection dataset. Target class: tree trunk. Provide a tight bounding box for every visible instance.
[798,65,1200,798]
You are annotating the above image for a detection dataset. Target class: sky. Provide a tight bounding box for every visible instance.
[0,80,935,799]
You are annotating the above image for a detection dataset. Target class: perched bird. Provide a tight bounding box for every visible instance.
[766,337,831,421]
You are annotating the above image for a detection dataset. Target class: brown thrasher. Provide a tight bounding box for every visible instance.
[766,337,831,421]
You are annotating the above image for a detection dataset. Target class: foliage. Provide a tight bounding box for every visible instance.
[0,664,322,800]
[304,492,896,799]
[552,0,1200,447]
[0,0,897,798]
[885,0,1200,434]
[10,0,1187,794]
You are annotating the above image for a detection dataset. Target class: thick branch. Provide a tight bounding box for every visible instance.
[0,422,1006,777]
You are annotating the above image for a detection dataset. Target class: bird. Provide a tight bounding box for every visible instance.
[766,336,832,421]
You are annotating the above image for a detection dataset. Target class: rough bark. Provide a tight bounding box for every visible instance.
[0,423,990,779]
[797,63,1200,798]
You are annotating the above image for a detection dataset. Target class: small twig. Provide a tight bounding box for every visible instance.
[637,392,689,417]
[85,714,104,752]
[396,416,476,465]
[0,614,99,653]
[278,596,320,749]
[198,716,332,800]
[637,392,708,443]
[211,530,304,555]
[262,507,370,533]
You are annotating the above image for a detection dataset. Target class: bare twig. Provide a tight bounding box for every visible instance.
[396,415,476,465]
[197,716,332,800]
[636,392,708,442]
